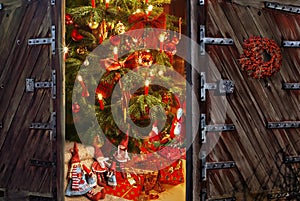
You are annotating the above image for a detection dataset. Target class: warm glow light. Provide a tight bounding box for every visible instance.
[63,46,69,53]
[105,0,109,3]
[159,34,165,42]
[113,47,118,54]
[135,9,141,13]
[145,80,150,86]
[77,75,83,82]
[147,5,153,12]
[98,93,103,100]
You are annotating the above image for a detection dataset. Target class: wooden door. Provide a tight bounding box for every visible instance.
[190,0,300,200]
[0,0,63,200]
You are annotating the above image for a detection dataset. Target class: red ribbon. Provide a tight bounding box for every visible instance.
[127,13,166,48]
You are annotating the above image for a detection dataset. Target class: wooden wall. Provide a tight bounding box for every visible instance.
[202,0,300,199]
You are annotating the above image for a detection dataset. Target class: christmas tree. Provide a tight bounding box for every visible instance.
[65,0,186,156]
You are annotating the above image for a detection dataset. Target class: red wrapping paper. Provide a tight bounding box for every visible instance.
[159,159,184,185]
[105,172,143,200]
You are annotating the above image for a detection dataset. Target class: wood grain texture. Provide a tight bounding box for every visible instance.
[0,0,58,198]
[204,0,300,199]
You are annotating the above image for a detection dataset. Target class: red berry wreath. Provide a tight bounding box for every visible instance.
[239,36,282,79]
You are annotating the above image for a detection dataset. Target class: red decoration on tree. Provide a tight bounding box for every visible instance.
[138,51,153,67]
[65,14,73,25]
[239,36,282,79]
[97,93,104,110]
[71,29,84,41]
[171,37,179,45]
[72,102,81,113]
[128,13,166,48]
[109,36,121,46]
[91,0,96,8]
[77,75,90,97]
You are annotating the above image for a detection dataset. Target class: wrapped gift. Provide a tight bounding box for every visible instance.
[159,159,184,185]
[105,172,143,201]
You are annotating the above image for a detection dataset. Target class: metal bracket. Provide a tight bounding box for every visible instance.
[284,156,300,164]
[282,41,300,48]
[28,25,55,54]
[201,114,235,143]
[29,159,55,168]
[200,25,234,55]
[267,121,300,129]
[201,188,207,201]
[267,191,300,200]
[30,112,56,130]
[50,0,55,6]
[26,70,56,99]
[207,161,236,170]
[199,0,204,6]
[200,151,236,181]
[208,197,236,201]
[201,72,234,101]
[282,83,300,90]
[265,2,300,14]
[0,3,3,10]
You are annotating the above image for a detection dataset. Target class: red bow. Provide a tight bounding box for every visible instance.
[128,13,166,48]
[100,52,138,72]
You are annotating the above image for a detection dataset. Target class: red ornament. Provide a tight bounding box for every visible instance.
[72,102,81,113]
[99,34,103,44]
[171,37,179,45]
[163,42,177,55]
[65,14,73,25]
[138,51,153,67]
[71,29,84,41]
[109,36,121,46]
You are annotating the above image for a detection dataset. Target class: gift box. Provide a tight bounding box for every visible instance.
[105,172,143,201]
[159,159,184,185]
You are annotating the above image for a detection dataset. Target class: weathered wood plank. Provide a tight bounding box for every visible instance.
[205,0,300,198]
[0,0,53,195]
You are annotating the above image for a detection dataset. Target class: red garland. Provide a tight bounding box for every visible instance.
[239,36,282,79]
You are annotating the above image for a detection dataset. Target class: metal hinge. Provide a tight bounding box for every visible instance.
[282,83,300,90]
[0,3,3,10]
[199,0,204,6]
[282,41,300,48]
[30,112,57,140]
[201,114,235,143]
[265,2,300,14]
[0,122,2,128]
[201,72,234,101]
[30,112,56,130]
[29,159,55,168]
[201,188,207,201]
[200,151,236,181]
[50,0,55,6]
[208,197,236,201]
[267,191,300,200]
[200,25,234,55]
[284,156,300,164]
[28,25,55,54]
[26,70,56,99]
[266,121,300,129]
